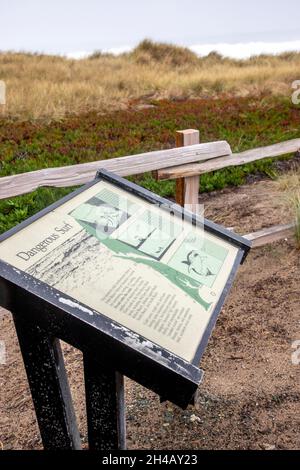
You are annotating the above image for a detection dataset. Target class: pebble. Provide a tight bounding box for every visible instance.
[262,443,276,450]
[190,414,202,423]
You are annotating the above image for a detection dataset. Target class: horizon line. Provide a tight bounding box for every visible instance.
[1,38,300,61]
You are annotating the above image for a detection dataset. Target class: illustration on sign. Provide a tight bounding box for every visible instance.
[0,180,238,361]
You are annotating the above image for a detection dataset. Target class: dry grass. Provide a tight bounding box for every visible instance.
[1,40,300,119]
[277,169,300,248]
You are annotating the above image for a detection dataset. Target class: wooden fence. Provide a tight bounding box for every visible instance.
[0,129,298,246]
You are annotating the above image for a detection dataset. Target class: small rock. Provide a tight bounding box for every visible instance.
[190,414,202,423]
[262,443,276,451]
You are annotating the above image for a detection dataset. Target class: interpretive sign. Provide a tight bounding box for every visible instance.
[0,169,251,449]
[0,172,249,361]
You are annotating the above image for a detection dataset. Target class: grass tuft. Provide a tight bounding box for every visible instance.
[277,170,300,248]
[130,39,200,67]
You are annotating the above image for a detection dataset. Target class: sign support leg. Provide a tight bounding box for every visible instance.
[12,312,82,450]
[83,354,126,450]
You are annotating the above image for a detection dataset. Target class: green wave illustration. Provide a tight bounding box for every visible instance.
[76,220,212,311]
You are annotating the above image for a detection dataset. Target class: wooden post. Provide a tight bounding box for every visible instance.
[175,130,200,212]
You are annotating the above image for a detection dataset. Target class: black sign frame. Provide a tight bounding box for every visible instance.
[0,169,251,450]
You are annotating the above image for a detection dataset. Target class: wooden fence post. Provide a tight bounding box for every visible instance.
[175,130,200,212]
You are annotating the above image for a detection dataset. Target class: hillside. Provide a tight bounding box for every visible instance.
[1,40,300,119]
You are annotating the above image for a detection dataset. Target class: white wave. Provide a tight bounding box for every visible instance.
[64,40,300,61]
[65,50,91,59]
[106,45,132,55]
[190,40,300,59]
[65,45,132,60]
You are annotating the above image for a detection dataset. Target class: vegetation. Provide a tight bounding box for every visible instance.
[277,170,300,248]
[1,40,300,119]
[0,41,299,234]
[0,95,299,233]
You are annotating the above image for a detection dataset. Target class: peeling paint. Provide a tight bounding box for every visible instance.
[123,336,172,366]
[110,321,193,374]
[58,297,94,316]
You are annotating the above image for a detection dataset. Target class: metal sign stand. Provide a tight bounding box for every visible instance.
[13,311,126,450]
[83,355,126,450]
[13,312,82,450]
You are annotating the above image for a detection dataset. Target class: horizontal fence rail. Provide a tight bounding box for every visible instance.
[0,138,299,200]
[244,223,296,248]
[156,139,300,180]
[0,141,231,200]
[0,131,298,248]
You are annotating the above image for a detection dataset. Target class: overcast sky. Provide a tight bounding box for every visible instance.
[0,0,300,57]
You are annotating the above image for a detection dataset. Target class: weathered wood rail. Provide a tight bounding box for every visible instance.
[0,129,298,247]
[156,138,300,180]
[244,223,296,247]
[0,140,231,199]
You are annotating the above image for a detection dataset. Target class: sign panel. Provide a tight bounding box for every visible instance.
[0,173,246,362]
